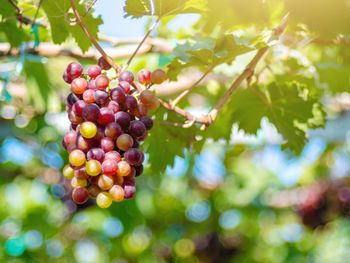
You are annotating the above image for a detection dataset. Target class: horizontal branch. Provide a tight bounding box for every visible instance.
[0,40,172,60]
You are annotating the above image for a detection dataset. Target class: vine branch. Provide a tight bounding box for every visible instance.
[68,0,288,127]
[68,0,121,72]
[159,14,289,127]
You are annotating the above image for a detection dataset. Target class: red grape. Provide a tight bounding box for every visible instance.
[107,101,120,113]
[123,185,136,199]
[72,100,87,117]
[83,89,95,104]
[87,148,105,163]
[82,104,100,122]
[125,95,138,111]
[94,90,109,106]
[129,120,147,140]
[100,137,115,152]
[97,107,115,125]
[151,69,167,84]
[67,93,80,106]
[88,79,97,90]
[74,167,89,179]
[98,56,112,70]
[63,71,73,84]
[104,151,121,162]
[110,87,126,104]
[118,81,131,93]
[138,69,151,85]
[102,159,118,176]
[105,122,123,139]
[139,116,153,130]
[124,148,143,166]
[72,187,89,204]
[118,71,134,84]
[87,65,102,79]
[115,111,131,130]
[116,134,133,151]
[134,164,144,177]
[95,75,109,90]
[66,62,83,79]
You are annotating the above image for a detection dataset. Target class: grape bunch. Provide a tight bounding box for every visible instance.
[61,58,166,208]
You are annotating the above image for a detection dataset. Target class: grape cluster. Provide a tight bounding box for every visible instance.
[61,58,166,208]
[296,178,350,228]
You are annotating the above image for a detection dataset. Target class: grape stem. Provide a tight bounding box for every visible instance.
[123,16,161,70]
[68,0,288,128]
[68,0,121,73]
[159,13,290,127]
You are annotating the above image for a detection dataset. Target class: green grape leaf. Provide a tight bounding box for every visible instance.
[124,0,207,18]
[167,35,251,80]
[208,82,325,153]
[42,0,102,52]
[0,1,27,47]
[0,21,26,47]
[24,61,54,112]
[145,109,198,173]
[316,63,350,94]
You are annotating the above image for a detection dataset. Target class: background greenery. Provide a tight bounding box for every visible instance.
[0,0,350,262]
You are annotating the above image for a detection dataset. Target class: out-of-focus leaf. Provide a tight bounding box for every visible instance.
[316,63,350,94]
[123,0,207,18]
[24,61,58,112]
[0,1,26,47]
[285,0,350,36]
[167,35,252,80]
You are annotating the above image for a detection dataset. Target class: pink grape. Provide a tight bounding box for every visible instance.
[87,65,102,79]
[100,137,115,152]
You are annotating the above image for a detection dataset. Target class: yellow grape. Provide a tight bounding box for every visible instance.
[96,192,113,208]
[85,160,102,176]
[63,165,74,179]
[69,149,86,167]
[80,121,97,139]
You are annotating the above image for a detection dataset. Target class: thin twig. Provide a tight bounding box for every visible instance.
[83,0,98,17]
[208,13,289,123]
[68,0,121,72]
[170,66,214,108]
[31,0,44,27]
[124,17,161,70]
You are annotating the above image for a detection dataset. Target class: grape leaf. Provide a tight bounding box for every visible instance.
[145,109,199,173]
[123,0,207,18]
[316,63,350,94]
[167,35,252,80]
[285,0,350,37]
[42,0,102,52]
[0,1,26,47]
[24,61,53,112]
[207,82,325,153]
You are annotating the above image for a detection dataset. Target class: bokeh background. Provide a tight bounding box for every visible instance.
[1,0,350,262]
